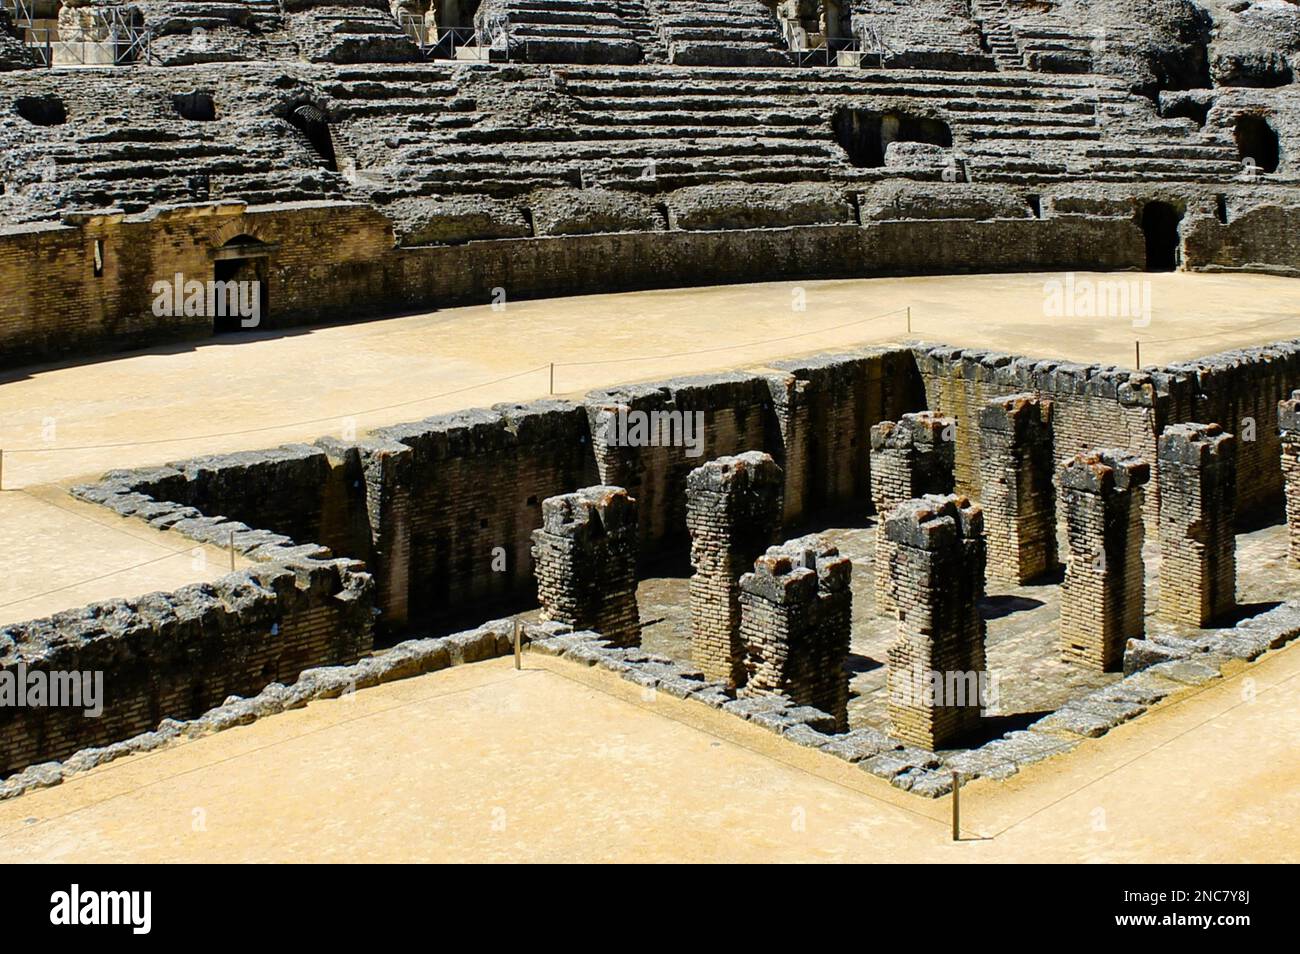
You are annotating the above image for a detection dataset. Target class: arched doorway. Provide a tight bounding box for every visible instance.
[211,235,273,333]
[1141,202,1182,272]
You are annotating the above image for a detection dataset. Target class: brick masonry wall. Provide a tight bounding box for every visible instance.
[686,452,783,687]
[870,411,955,616]
[1155,342,1300,518]
[764,348,926,525]
[738,534,852,730]
[1283,391,1300,567]
[532,486,641,647]
[1059,450,1150,670]
[1157,423,1237,628]
[915,340,1300,528]
[374,401,597,626]
[0,200,396,368]
[587,374,775,556]
[0,560,373,776]
[978,393,1058,584]
[884,495,987,750]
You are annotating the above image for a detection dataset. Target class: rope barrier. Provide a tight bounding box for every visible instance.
[0,306,911,456]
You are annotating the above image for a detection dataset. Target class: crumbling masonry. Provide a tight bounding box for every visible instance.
[531,486,642,648]
[870,412,955,616]
[978,393,1057,584]
[885,495,987,750]
[1059,450,1149,670]
[1157,423,1238,628]
[1281,391,1300,567]
[686,452,784,687]
[738,535,852,730]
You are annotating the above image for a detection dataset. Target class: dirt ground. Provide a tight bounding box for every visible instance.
[0,639,1294,863]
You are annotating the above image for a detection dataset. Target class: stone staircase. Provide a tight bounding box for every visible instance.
[322,64,1249,200]
[476,0,646,64]
[646,0,791,66]
[0,61,1259,226]
[969,0,1021,70]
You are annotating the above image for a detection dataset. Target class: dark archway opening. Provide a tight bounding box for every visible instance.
[173,91,216,122]
[832,107,952,168]
[1141,202,1182,272]
[1234,114,1279,174]
[15,95,67,126]
[287,102,338,172]
[1159,96,1209,127]
[212,235,271,334]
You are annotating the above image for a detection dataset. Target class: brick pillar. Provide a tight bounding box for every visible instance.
[686,451,784,687]
[738,534,853,730]
[978,393,1057,584]
[1157,423,1237,627]
[1059,450,1149,670]
[871,412,955,616]
[531,486,641,647]
[1281,391,1300,567]
[885,495,986,750]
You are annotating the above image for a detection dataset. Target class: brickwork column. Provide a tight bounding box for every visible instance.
[978,393,1057,584]
[1281,391,1300,567]
[738,534,852,730]
[871,412,955,616]
[531,486,641,647]
[1157,423,1237,628]
[1059,450,1149,669]
[885,495,986,750]
[686,452,783,687]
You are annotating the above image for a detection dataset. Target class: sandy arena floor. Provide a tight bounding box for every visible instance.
[1,271,1298,624]
[0,641,1294,863]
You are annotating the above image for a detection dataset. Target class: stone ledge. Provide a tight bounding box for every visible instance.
[0,616,527,802]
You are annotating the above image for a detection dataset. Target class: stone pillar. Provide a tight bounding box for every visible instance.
[870,412,955,616]
[978,393,1057,584]
[885,495,986,750]
[1157,423,1237,627]
[738,534,852,730]
[1281,391,1300,567]
[531,486,641,647]
[686,452,784,687]
[1059,450,1149,670]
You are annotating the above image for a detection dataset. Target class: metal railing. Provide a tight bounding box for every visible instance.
[779,16,887,69]
[397,14,507,61]
[7,6,152,67]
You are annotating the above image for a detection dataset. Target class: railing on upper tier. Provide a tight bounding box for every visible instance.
[397,13,507,61]
[779,15,888,69]
[3,2,153,67]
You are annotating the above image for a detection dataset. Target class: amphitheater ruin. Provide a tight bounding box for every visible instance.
[1,0,1299,836]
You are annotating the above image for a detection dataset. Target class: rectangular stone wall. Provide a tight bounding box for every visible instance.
[587,374,775,556]
[739,535,852,730]
[1059,450,1149,670]
[374,401,597,625]
[1283,391,1300,566]
[978,394,1057,584]
[0,560,374,776]
[1157,342,1300,518]
[915,341,1300,527]
[915,345,1159,510]
[121,444,350,556]
[764,348,926,525]
[1157,423,1237,628]
[0,200,397,368]
[532,486,641,647]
